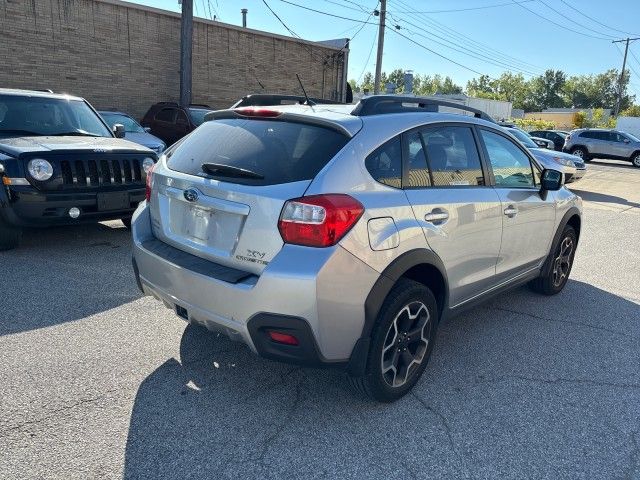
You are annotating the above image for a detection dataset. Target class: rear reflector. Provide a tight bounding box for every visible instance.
[268,331,299,346]
[145,163,156,202]
[234,107,281,118]
[278,194,364,248]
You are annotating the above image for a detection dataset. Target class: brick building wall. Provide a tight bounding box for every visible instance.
[0,0,347,118]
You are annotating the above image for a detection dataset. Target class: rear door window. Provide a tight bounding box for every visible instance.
[155,108,176,123]
[421,126,485,187]
[166,118,349,186]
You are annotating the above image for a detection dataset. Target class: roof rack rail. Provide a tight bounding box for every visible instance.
[33,89,54,93]
[230,94,341,109]
[351,95,495,123]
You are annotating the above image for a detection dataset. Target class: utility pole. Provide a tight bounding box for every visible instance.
[179,0,193,107]
[612,37,640,116]
[374,0,386,95]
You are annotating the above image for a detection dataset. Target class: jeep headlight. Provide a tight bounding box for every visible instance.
[553,156,574,167]
[142,157,155,173]
[27,158,53,181]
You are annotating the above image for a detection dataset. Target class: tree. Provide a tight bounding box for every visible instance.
[621,105,640,117]
[386,68,405,93]
[361,72,374,93]
[348,79,360,93]
[528,69,567,111]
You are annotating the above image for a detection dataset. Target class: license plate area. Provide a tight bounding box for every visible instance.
[97,191,131,211]
[184,205,214,242]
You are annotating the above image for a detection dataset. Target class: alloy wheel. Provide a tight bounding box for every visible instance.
[573,149,584,159]
[552,236,574,287]
[633,154,640,167]
[381,301,431,388]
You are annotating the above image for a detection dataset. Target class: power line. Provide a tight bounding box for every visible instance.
[390,0,542,72]
[509,0,611,40]
[388,26,488,77]
[391,0,535,14]
[385,12,540,76]
[357,26,378,82]
[535,0,615,40]
[275,0,378,25]
[558,0,640,38]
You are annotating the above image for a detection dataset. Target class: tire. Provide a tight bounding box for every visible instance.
[529,226,577,295]
[570,146,589,161]
[0,216,22,251]
[631,152,640,168]
[121,217,132,229]
[349,279,438,402]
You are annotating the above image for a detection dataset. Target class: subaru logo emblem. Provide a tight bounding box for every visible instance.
[183,188,199,202]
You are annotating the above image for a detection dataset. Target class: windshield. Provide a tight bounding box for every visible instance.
[188,108,211,126]
[506,128,538,149]
[0,95,112,137]
[101,112,145,133]
[554,131,568,138]
[624,132,640,142]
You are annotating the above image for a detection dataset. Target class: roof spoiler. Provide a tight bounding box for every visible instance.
[351,95,496,123]
[230,94,341,109]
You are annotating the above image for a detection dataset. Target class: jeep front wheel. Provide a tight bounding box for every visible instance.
[631,152,640,168]
[349,279,438,402]
[570,146,589,161]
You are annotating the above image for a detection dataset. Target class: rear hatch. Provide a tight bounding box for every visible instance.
[149,114,350,275]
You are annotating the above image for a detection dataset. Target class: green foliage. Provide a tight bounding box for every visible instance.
[351,68,635,114]
[620,105,640,117]
[572,108,616,128]
[513,118,556,131]
[573,111,587,128]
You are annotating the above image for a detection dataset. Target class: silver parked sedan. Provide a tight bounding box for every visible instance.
[504,127,585,182]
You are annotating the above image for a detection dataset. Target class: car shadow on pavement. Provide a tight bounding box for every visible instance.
[0,221,141,335]
[123,280,640,479]
[570,189,640,209]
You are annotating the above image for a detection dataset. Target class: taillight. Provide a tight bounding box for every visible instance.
[145,163,156,202]
[278,194,364,248]
[234,107,281,118]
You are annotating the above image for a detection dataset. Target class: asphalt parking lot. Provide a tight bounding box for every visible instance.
[1,159,639,480]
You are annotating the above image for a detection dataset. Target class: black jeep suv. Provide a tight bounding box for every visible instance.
[0,89,157,250]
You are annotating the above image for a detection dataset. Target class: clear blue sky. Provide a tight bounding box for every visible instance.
[130,0,640,96]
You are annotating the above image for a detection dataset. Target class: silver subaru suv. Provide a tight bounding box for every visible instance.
[563,128,640,167]
[132,96,582,402]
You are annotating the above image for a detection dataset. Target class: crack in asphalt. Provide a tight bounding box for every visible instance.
[0,389,118,437]
[493,306,629,337]
[254,371,306,464]
[411,392,472,480]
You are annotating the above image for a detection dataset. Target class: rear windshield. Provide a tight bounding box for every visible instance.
[188,108,212,126]
[166,118,349,186]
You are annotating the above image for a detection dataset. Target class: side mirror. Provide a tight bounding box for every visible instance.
[541,169,563,191]
[623,138,630,144]
[144,127,152,133]
[113,123,126,139]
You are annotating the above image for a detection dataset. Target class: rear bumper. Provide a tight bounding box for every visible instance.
[1,185,144,227]
[131,204,380,366]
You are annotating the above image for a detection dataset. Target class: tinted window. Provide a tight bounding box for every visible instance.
[480,130,535,188]
[422,126,484,186]
[579,131,595,139]
[406,131,431,187]
[366,136,402,188]
[101,113,145,133]
[506,127,538,149]
[167,119,349,186]
[155,108,176,122]
[188,108,211,126]
[176,110,189,126]
[0,95,111,137]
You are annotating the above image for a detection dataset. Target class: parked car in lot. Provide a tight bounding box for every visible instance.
[132,96,582,402]
[140,102,213,146]
[504,127,586,182]
[529,130,568,151]
[497,122,554,149]
[563,128,640,167]
[99,110,165,154]
[0,88,157,250]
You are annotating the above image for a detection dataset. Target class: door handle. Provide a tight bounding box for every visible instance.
[424,209,449,223]
[504,205,518,217]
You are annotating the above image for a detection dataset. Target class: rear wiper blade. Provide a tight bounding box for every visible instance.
[201,163,264,180]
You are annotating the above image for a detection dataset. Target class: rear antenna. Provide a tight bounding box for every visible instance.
[296,73,315,107]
